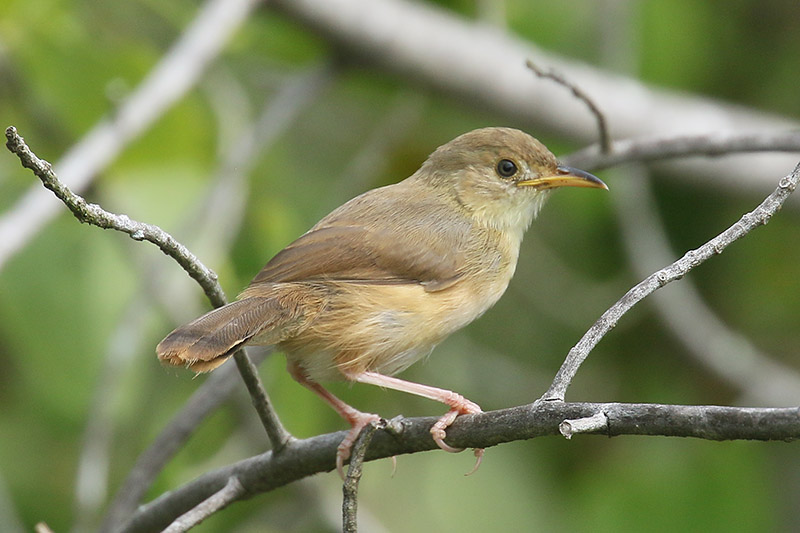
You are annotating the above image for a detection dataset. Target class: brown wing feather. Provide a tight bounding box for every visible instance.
[246,224,463,292]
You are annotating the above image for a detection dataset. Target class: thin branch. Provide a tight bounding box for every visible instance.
[99,354,263,533]
[564,130,800,171]
[342,422,380,533]
[231,350,293,450]
[119,401,800,533]
[526,59,612,154]
[612,166,800,405]
[542,158,800,402]
[4,126,226,307]
[4,126,290,464]
[0,0,260,273]
[162,477,246,533]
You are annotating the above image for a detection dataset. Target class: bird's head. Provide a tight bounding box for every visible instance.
[418,127,607,235]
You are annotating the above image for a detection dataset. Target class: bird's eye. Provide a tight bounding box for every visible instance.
[496,159,518,178]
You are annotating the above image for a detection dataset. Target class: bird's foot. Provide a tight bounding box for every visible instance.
[430,398,484,475]
[337,412,383,480]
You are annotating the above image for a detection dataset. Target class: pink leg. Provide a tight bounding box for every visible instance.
[287,363,380,479]
[356,372,484,473]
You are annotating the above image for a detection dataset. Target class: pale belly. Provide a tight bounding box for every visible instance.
[278,276,510,382]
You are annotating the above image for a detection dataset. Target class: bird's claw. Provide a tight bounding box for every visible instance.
[430,406,485,474]
[336,413,382,480]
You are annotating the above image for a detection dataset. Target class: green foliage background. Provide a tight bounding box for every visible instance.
[1,0,799,531]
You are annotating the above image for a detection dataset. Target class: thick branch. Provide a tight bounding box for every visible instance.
[119,401,800,533]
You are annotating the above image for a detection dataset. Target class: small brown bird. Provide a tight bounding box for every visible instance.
[157,127,606,475]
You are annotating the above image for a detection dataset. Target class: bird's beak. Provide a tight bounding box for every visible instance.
[517,165,608,191]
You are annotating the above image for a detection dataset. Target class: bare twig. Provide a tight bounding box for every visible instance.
[542,159,800,402]
[5,126,226,306]
[564,130,800,171]
[4,126,290,465]
[526,59,612,154]
[342,422,380,533]
[613,166,800,405]
[162,477,246,533]
[119,401,800,533]
[0,0,260,273]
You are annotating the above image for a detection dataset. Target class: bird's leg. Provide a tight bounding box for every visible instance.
[287,363,381,479]
[356,371,484,473]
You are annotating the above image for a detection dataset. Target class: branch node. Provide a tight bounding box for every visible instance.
[384,415,408,437]
[559,411,609,439]
[779,175,796,191]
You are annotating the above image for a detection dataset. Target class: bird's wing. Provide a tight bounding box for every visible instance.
[245,223,464,292]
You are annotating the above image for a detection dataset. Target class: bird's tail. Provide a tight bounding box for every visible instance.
[156,297,286,372]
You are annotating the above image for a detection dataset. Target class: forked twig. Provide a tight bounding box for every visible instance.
[526,59,612,154]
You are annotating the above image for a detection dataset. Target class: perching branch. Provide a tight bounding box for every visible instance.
[8,122,800,531]
[542,158,800,402]
[118,401,800,533]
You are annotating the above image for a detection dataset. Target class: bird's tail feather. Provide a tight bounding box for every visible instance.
[156,297,285,372]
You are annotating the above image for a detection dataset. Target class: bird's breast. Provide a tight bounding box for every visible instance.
[279,236,519,382]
